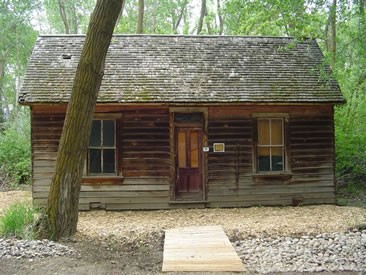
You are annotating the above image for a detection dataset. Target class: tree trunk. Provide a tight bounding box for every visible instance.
[46,0,124,240]
[197,0,207,34]
[57,0,70,34]
[329,0,337,66]
[217,0,224,35]
[324,16,329,52]
[0,55,7,131]
[70,2,78,34]
[174,0,188,33]
[137,0,144,34]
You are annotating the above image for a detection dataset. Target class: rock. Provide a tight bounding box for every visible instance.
[0,238,75,260]
[234,230,366,273]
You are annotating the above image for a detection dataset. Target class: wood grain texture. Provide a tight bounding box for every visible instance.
[30,104,336,210]
[162,226,245,273]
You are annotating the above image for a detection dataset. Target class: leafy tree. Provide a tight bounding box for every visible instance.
[333,1,366,185]
[46,0,124,240]
[0,111,31,186]
[0,0,37,128]
[44,0,95,33]
[197,0,208,34]
[116,0,191,34]
[0,1,35,188]
[115,0,138,33]
[223,0,327,38]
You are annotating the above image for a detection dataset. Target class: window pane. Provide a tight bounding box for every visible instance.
[103,149,115,173]
[258,147,270,157]
[271,119,283,145]
[272,154,284,171]
[190,131,199,168]
[175,113,203,123]
[257,118,285,172]
[271,147,282,156]
[103,120,115,146]
[258,156,271,171]
[89,120,101,146]
[258,147,270,172]
[89,149,101,173]
[178,132,186,168]
[258,119,270,145]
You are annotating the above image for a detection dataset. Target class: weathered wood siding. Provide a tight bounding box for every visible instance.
[31,106,171,210]
[31,110,64,206]
[31,104,336,210]
[206,105,335,207]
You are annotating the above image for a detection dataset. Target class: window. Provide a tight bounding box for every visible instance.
[88,119,116,175]
[257,118,284,172]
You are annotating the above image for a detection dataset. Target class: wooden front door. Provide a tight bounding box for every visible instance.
[175,128,203,200]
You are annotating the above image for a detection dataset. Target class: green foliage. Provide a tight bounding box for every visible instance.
[0,111,31,186]
[0,0,37,129]
[44,0,95,34]
[335,119,366,182]
[223,0,327,38]
[0,203,37,239]
[116,0,191,34]
[333,3,366,187]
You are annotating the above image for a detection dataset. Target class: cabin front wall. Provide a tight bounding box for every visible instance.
[30,104,335,210]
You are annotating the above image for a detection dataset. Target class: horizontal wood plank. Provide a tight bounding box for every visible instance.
[162,226,245,273]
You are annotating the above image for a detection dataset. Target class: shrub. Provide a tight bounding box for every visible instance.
[0,203,37,239]
[335,129,366,185]
[0,114,31,187]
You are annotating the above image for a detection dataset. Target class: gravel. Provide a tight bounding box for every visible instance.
[1,230,366,273]
[1,190,366,272]
[235,229,366,273]
[0,238,74,260]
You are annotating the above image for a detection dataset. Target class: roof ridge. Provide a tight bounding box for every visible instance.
[37,34,297,39]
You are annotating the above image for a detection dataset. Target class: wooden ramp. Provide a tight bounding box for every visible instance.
[162,225,246,274]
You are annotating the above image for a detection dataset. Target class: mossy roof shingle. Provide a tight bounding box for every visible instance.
[18,35,344,104]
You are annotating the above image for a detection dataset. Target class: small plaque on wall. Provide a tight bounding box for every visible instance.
[213,143,225,152]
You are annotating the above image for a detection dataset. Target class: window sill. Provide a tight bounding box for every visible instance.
[81,176,124,185]
[252,173,292,182]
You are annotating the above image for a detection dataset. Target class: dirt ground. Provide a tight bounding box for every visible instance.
[0,189,365,275]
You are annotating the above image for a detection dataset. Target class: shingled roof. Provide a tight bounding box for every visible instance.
[19,35,344,104]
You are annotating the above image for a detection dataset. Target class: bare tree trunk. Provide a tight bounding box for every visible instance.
[57,0,70,34]
[324,16,329,52]
[174,0,188,33]
[46,0,124,240]
[137,0,144,34]
[206,19,212,34]
[329,0,337,66]
[70,2,78,34]
[217,0,224,35]
[0,54,7,130]
[197,0,207,34]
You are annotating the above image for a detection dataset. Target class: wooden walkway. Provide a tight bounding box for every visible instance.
[162,225,246,274]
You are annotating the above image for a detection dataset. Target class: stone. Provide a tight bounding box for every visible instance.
[234,230,366,274]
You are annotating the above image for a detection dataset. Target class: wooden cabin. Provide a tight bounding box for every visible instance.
[19,35,344,210]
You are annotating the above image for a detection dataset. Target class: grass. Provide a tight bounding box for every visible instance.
[0,203,37,239]
[336,180,366,208]
[346,181,366,195]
